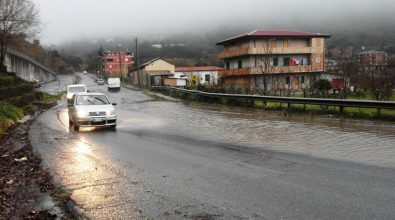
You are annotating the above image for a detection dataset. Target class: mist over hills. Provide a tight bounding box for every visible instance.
[50,16,395,68]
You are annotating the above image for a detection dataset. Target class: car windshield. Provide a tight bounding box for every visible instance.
[76,95,110,105]
[68,86,86,93]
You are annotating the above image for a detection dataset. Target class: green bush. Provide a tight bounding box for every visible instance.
[0,101,24,135]
[309,79,332,98]
[22,104,38,114]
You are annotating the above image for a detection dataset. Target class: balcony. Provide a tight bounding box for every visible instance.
[219,65,322,77]
[218,47,314,59]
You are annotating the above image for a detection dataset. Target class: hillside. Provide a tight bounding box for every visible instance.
[0,72,60,136]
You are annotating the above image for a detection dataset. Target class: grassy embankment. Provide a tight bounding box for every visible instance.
[0,72,61,136]
[274,92,395,120]
[254,101,395,120]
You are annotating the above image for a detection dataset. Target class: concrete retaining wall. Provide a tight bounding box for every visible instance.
[4,49,57,83]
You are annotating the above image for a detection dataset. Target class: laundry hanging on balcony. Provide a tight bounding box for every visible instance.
[290,57,305,66]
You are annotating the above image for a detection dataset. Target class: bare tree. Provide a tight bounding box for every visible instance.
[333,51,359,98]
[360,56,395,101]
[251,40,274,95]
[0,0,39,69]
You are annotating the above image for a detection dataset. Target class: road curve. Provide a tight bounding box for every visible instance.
[30,73,395,219]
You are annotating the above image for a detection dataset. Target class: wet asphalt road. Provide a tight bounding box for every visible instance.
[30,73,395,219]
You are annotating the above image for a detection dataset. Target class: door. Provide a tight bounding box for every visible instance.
[292,76,300,90]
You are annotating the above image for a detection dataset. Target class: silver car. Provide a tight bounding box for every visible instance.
[97,78,105,85]
[67,92,117,131]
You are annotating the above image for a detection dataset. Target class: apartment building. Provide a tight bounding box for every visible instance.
[358,50,388,71]
[216,30,330,94]
[103,52,133,76]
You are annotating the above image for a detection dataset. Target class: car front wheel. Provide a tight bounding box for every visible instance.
[73,123,80,131]
[110,124,116,131]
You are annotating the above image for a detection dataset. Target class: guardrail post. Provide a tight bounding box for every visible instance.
[339,106,344,113]
[377,108,381,116]
[287,103,290,110]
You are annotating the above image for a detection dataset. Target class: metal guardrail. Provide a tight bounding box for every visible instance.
[152,86,395,110]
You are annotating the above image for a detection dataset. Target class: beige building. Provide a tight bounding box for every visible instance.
[130,58,175,88]
[174,66,224,86]
[216,30,331,94]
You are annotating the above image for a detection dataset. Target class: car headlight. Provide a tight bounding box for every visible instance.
[66,93,73,99]
[76,110,88,117]
[107,110,116,116]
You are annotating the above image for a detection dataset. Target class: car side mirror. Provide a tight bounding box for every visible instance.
[87,90,90,92]
[112,103,117,106]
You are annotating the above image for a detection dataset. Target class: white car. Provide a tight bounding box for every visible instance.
[107,77,121,91]
[67,92,117,131]
[66,84,87,100]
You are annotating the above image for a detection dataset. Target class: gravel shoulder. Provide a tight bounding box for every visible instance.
[0,115,60,219]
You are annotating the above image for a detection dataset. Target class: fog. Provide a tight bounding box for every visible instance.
[34,0,395,45]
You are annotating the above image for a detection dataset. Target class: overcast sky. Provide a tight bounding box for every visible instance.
[33,0,395,45]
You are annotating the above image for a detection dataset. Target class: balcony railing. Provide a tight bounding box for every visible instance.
[218,47,314,59]
[219,65,322,77]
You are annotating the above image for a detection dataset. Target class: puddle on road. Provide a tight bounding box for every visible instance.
[121,97,157,104]
[47,83,395,168]
[130,100,395,168]
[116,112,165,130]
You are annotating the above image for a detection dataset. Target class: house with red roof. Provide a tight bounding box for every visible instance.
[216,30,331,94]
[174,66,224,86]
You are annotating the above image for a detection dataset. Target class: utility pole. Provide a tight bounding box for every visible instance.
[97,46,104,77]
[135,36,140,87]
[118,44,123,83]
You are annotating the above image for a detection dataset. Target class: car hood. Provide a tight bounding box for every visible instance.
[75,104,115,113]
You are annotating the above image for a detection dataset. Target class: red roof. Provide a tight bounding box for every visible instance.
[175,66,224,72]
[217,30,330,45]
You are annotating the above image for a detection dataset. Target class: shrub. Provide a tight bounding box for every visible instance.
[310,79,332,98]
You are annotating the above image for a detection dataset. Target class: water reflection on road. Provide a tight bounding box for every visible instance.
[32,74,395,219]
[49,74,395,168]
[118,99,395,168]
